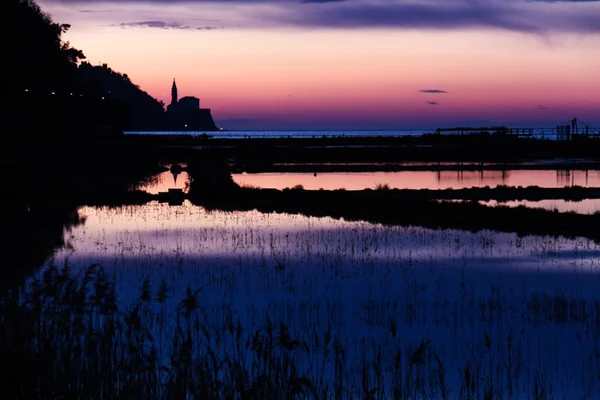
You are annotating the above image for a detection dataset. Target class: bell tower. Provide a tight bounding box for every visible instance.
[171,78,178,106]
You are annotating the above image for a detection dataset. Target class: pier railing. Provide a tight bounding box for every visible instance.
[435,126,600,140]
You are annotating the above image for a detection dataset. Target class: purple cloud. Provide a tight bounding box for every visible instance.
[301,0,348,2]
[426,101,440,106]
[420,89,448,94]
[114,21,220,30]
[282,1,599,34]
[42,0,600,34]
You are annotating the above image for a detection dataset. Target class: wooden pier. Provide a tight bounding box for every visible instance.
[435,126,509,135]
[435,125,600,140]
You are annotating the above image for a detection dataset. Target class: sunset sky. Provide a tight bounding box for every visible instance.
[39,0,600,130]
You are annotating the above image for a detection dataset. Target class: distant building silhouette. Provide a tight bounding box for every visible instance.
[165,78,217,131]
[171,79,177,106]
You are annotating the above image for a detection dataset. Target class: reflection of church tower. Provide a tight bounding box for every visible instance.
[171,169,180,185]
[171,79,178,106]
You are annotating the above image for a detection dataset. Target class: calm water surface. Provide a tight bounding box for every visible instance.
[233,169,600,190]
[138,167,190,194]
[41,201,600,397]
[139,169,600,214]
[481,199,600,214]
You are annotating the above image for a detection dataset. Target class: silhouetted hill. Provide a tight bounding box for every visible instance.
[3,0,127,141]
[77,62,169,131]
[3,0,84,94]
[5,0,219,136]
[3,0,173,134]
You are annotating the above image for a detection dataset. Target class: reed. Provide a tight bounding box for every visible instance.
[4,201,600,399]
[2,256,599,399]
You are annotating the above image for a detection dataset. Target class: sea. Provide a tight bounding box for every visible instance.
[124,128,567,139]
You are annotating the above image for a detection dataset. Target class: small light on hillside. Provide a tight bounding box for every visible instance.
[25,89,28,92]
[51,92,55,95]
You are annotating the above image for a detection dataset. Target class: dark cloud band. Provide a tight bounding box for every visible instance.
[114,21,220,29]
[41,0,600,34]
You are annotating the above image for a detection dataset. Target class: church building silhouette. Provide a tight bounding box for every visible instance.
[165,79,218,131]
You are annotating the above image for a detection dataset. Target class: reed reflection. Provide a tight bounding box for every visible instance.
[28,201,600,399]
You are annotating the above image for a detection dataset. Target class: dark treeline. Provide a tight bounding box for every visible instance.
[77,62,169,131]
[3,0,83,93]
[1,0,172,195]
[0,0,169,288]
[2,0,173,145]
[3,0,116,139]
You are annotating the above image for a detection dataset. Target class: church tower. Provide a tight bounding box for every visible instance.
[171,79,178,106]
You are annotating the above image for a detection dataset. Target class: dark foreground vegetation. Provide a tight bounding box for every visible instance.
[2,262,596,399]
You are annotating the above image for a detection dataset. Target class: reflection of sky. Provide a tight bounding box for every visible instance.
[233,169,600,190]
[44,202,600,397]
[138,170,190,194]
[68,201,600,274]
[482,199,600,214]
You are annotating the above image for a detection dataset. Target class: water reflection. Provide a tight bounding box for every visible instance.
[233,169,600,190]
[64,202,600,276]
[36,201,600,397]
[481,199,600,214]
[0,201,85,287]
[138,165,190,194]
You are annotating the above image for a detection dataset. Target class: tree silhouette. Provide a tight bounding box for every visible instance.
[3,0,86,93]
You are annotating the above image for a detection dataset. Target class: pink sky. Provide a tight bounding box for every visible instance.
[39,0,600,129]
